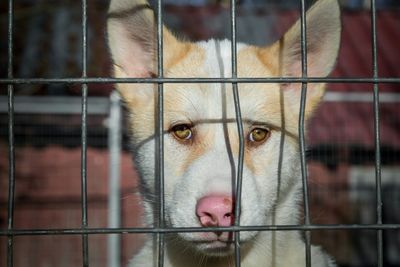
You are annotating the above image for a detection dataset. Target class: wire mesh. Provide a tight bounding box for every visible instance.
[229,0,245,266]
[370,0,383,266]
[156,0,166,266]
[1,77,400,84]
[80,0,89,266]
[299,0,312,265]
[7,0,15,266]
[2,0,400,266]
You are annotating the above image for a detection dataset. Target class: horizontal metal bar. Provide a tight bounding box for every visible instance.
[0,92,398,115]
[0,96,109,114]
[1,224,400,236]
[323,92,400,102]
[1,77,400,84]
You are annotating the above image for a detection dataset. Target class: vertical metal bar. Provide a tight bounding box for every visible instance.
[81,0,89,266]
[370,0,383,266]
[299,0,311,266]
[156,0,165,266]
[107,91,122,267]
[230,0,244,266]
[7,0,15,266]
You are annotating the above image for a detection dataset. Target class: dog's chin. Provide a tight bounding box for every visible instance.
[195,240,234,256]
[176,231,257,257]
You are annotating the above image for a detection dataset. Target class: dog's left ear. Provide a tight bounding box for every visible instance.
[281,0,341,79]
[266,0,341,118]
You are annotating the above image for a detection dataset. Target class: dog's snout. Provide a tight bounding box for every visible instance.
[196,196,234,227]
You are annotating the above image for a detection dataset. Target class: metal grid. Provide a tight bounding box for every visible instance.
[2,0,400,267]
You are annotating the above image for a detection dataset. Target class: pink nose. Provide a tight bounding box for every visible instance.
[196,195,234,227]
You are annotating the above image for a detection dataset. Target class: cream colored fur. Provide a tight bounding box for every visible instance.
[107,0,341,266]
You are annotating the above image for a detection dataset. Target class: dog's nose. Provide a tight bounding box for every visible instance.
[196,196,234,227]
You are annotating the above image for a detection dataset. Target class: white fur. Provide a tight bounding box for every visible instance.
[107,0,341,266]
[126,39,335,267]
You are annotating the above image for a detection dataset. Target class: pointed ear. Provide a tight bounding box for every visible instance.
[107,0,157,78]
[275,0,341,118]
[281,0,341,79]
[107,0,189,103]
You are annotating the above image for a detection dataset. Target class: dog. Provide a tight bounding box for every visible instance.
[107,0,340,266]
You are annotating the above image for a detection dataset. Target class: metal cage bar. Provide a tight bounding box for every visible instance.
[230,0,245,266]
[80,0,89,266]
[2,77,400,84]
[2,0,400,266]
[299,0,312,266]
[370,0,383,266]
[156,0,166,266]
[7,0,15,266]
[1,223,400,237]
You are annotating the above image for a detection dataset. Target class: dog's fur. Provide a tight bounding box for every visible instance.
[107,0,341,266]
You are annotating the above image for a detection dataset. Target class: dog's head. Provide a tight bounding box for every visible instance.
[108,0,340,256]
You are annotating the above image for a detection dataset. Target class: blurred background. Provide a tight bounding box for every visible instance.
[0,0,399,266]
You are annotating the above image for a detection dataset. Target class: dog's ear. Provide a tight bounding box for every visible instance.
[262,0,341,118]
[107,0,187,103]
[283,0,340,117]
[108,0,157,79]
[281,0,341,79]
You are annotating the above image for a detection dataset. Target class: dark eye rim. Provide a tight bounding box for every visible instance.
[248,127,271,144]
[169,123,194,142]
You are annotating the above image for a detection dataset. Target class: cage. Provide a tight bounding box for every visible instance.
[0,0,400,266]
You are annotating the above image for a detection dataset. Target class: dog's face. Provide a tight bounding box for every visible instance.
[108,0,340,256]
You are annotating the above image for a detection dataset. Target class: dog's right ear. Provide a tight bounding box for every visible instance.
[107,0,186,103]
[108,0,158,79]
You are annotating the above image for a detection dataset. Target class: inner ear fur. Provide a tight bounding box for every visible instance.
[281,0,341,78]
[258,0,341,118]
[107,0,192,103]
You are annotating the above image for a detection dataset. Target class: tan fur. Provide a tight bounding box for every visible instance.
[176,130,212,178]
[254,44,281,77]
[107,0,341,266]
[119,41,316,182]
[164,38,194,70]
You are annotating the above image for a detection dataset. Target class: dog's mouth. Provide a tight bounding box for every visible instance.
[193,239,233,246]
[186,232,250,256]
[191,239,234,256]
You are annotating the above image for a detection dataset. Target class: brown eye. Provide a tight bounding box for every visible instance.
[248,128,270,143]
[171,124,193,141]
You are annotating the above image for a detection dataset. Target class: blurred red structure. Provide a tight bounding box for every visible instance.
[0,4,399,267]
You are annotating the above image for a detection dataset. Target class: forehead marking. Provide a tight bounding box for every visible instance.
[198,39,246,78]
[169,40,267,177]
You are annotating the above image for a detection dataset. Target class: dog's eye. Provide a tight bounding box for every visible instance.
[171,124,192,141]
[248,128,270,143]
